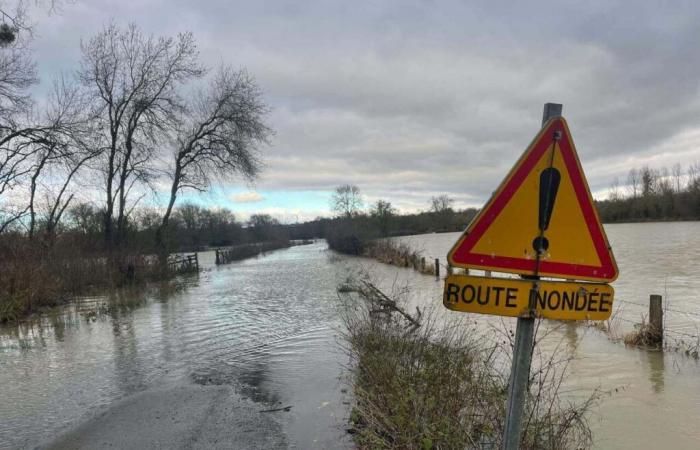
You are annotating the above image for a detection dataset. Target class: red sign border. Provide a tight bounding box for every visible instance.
[448,117,618,282]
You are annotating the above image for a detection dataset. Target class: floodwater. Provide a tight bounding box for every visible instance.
[390,222,700,449]
[0,243,354,450]
[1,222,700,449]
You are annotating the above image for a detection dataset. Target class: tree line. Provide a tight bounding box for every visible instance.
[0,22,271,254]
[596,163,700,222]
[68,201,288,254]
[0,18,274,320]
[284,184,478,254]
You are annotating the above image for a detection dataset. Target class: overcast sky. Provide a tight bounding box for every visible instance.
[27,0,700,221]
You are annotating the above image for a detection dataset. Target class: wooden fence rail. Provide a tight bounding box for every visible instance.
[167,253,199,273]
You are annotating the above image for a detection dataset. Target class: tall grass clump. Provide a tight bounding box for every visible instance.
[623,316,663,348]
[363,239,436,275]
[326,221,436,276]
[0,235,176,322]
[338,274,599,449]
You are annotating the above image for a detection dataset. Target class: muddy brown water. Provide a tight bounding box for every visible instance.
[1,222,700,449]
[0,243,354,449]
[389,222,700,449]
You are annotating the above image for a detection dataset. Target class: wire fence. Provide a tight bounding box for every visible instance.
[413,251,700,343]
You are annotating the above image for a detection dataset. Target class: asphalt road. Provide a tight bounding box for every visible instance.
[42,384,288,450]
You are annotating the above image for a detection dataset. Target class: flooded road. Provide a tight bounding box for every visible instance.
[1,222,700,449]
[0,243,353,450]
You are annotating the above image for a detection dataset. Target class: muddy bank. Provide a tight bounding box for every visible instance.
[43,383,287,450]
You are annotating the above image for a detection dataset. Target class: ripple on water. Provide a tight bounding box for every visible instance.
[0,243,351,450]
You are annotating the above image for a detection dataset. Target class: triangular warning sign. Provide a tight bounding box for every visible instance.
[448,117,618,282]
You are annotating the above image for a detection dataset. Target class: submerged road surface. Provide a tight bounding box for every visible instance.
[0,242,352,449]
[44,385,286,449]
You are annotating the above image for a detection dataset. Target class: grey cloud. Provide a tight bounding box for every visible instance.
[26,0,700,212]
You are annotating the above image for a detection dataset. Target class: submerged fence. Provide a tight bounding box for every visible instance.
[215,241,292,265]
[167,253,199,273]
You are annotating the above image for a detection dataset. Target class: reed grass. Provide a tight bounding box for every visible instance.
[363,240,436,276]
[338,274,599,449]
[0,237,180,322]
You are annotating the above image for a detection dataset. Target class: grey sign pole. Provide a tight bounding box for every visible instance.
[501,102,562,450]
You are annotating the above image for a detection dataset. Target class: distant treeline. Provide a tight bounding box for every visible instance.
[281,186,478,255]
[284,209,477,243]
[58,202,289,254]
[596,164,700,222]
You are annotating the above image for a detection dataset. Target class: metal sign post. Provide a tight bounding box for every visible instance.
[443,102,618,448]
[501,103,562,450]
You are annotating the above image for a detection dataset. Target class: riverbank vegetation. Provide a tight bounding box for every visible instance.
[596,164,700,222]
[287,185,478,244]
[0,204,291,321]
[294,163,700,258]
[339,275,599,449]
[0,22,274,321]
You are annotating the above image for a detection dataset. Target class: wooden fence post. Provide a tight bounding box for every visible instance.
[447,264,453,275]
[421,257,426,272]
[435,258,440,279]
[649,294,663,342]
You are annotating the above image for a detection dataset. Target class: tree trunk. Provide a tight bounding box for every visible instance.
[156,165,181,261]
[104,139,117,248]
[28,156,49,241]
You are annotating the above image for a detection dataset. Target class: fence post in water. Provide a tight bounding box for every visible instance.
[435,258,440,279]
[447,263,453,276]
[421,257,426,272]
[649,294,663,343]
[194,253,199,271]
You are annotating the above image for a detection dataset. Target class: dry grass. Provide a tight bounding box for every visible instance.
[0,237,181,322]
[623,316,663,348]
[364,240,436,276]
[338,273,600,449]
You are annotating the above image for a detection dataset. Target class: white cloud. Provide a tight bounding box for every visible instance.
[230,191,265,203]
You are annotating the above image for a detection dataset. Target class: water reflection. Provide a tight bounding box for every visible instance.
[645,350,666,394]
[3,226,700,449]
[0,242,351,450]
[111,311,148,393]
[564,322,579,354]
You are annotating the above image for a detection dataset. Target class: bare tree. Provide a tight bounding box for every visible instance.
[156,67,270,250]
[370,199,395,236]
[672,162,683,193]
[78,23,204,246]
[640,166,657,198]
[627,168,639,198]
[24,77,96,239]
[608,177,621,201]
[430,195,455,230]
[656,167,673,195]
[430,194,454,213]
[687,162,700,192]
[332,184,363,218]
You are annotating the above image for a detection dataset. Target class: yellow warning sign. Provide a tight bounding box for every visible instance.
[448,117,618,282]
[443,274,614,321]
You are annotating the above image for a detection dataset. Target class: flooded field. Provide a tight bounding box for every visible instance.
[389,221,700,449]
[1,222,700,449]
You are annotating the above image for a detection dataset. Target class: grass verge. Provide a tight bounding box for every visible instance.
[338,273,600,449]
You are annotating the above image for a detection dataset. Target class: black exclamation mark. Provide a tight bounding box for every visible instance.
[532,167,561,253]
